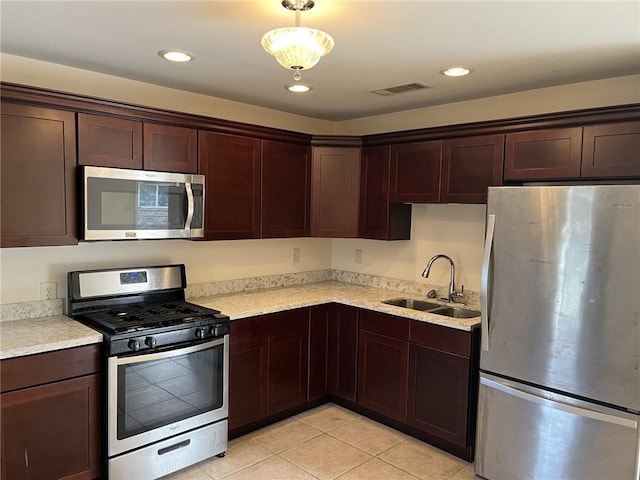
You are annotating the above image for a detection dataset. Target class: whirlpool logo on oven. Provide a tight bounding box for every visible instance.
[125,232,137,238]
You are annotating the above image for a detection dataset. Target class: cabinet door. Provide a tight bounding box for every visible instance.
[407,344,470,446]
[311,147,360,237]
[228,337,268,431]
[390,141,442,202]
[143,123,198,173]
[504,127,582,180]
[1,374,100,480]
[262,140,311,238]
[267,315,309,415]
[581,121,640,178]
[329,305,359,402]
[78,113,143,169]
[1,103,77,247]
[199,132,261,239]
[441,135,505,204]
[359,145,412,240]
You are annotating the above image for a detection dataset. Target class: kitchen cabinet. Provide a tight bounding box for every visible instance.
[407,321,477,448]
[1,345,101,480]
[261,140,311,238]
[199,132,261,239]
[581,121,640,178]
[1,102,77,247]
[78,113,197,173]
[359,145,412,240]
[311,147,361,237]
[390,141,442,202]
[441,134,505,203]
[228,309,309,434]
[308,304,359,402]
[357,310,409,422]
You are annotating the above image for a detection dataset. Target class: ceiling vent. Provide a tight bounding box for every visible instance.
[369,82,431,96]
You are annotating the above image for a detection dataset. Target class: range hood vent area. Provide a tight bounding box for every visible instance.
[369,82,431,96]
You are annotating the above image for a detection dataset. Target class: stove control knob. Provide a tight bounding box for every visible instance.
[209,325,219,337]
[145,337,157,348]
[128,339,140,352]
[195,328,206,339]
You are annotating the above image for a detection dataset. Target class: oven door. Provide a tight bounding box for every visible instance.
[83,166,204,240]
[107,336,228,457]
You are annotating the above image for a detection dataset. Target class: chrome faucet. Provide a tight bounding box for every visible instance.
[422,254,464,303]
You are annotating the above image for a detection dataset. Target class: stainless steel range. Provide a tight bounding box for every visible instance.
[68,264,229,480]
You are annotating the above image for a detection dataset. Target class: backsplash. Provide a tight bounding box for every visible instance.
[1,269,480,321]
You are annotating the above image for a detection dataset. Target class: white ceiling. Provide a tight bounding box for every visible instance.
[1,1,639,121]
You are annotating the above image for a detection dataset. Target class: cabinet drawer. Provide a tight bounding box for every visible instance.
[1,344,101,393]
[410,321,470,357]
[229,308,309,344]
[359,309,409,341]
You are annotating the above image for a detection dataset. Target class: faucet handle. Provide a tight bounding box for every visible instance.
[451,285,465,303]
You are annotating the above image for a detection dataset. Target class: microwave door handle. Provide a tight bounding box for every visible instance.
[184,182,194,230]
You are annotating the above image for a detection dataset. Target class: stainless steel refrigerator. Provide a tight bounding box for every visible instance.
[475,185,640,480]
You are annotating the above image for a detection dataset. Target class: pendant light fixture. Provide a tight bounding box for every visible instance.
[261,0,334,81]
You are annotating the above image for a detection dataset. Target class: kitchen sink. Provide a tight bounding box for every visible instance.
[381,298,442,311]
[429,306,481,319]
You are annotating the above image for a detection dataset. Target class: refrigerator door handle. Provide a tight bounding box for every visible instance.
[481,214,495,351]
[481,376,638,429]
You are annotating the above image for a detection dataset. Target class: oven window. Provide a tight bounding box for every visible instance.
[116,344,223,440]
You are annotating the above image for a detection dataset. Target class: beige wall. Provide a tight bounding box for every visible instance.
[1,54,638,304]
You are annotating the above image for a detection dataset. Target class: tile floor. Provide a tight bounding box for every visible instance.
[166,403,475,480]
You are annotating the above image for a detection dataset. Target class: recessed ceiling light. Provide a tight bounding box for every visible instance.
[441,66,472,77]
[158,49,195,62]
[285,83,313,93]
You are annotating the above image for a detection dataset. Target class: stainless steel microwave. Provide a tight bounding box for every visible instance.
[81,166,205,240]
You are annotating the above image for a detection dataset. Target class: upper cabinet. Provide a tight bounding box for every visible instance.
[262,140,311,238]
[360,145,412,240]
[390,141,442,203]
[505,121,640,181]
[441,134,505,204]
[311,147,361,238]
[387,135,504,204]
[1,103,77,247]
[78,113,197,173]
[199,132,261,240]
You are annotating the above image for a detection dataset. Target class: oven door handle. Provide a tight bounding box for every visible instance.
[114,337,224,366]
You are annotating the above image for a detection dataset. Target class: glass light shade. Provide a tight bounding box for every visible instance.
[261,27,334,70]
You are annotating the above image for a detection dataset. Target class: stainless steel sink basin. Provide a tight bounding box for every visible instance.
[382,298,442,311]
[429,306,481,319]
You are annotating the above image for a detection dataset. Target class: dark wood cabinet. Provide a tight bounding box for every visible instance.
[1,345,101,480]
[357,310,409,422]
[78,113,143,169]
[143,123,198,173]
[308,304,359,402]
[311,147,361,237]
[228,309,309,433]
[1,103,77,247]
[441,135,505,204]
[581,121,640,178]
[359,145,412,240]
[390,141,442,202]
[199,132,261,239]
[262,140,311,238]
[407,322,473,447]
[504,127,583,180]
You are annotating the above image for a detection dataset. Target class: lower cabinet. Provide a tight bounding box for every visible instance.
[0,345,101,480]
[228,309,309,433]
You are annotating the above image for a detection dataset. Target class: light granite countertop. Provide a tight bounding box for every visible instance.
[0,280,480,361]
[0,315,103,360]
[192,280,481,331]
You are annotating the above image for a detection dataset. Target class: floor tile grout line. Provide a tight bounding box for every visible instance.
[375,456,425,480]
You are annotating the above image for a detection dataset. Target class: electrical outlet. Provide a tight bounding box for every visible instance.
[355,249,363,264]
[292,247,301,264]
[40,282,57,300]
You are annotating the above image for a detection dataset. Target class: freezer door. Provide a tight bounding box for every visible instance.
[475,374,640,480]
[481,185,640,410]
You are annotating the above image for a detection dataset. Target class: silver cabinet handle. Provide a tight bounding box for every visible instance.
[481,214,495,351]
[185,182,194,230]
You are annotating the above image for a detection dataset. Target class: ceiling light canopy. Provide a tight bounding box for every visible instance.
[158,49,194,62]
[261,0,334,81]
[441,66,471,77]
[286,83,313,93]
